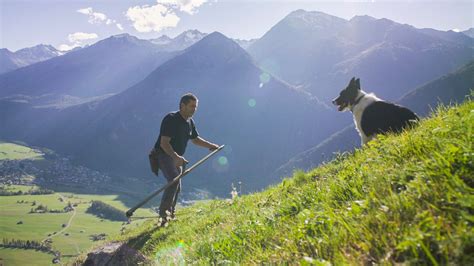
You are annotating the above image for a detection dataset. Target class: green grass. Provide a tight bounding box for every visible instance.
[0,187,155,265]
[0,142,44,160]
[0,248,54,266]
[110,100,473,265]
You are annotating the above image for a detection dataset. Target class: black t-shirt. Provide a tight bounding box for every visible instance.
[154,112,199,155]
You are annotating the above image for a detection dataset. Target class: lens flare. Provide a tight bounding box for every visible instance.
[154,242,186,265]
[218,156,228,166]
[248,98,256,107]
[212,156,229,173]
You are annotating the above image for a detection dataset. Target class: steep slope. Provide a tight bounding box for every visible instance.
[277,59,474,176]
[93,100,473,265]
[399,60,474,116]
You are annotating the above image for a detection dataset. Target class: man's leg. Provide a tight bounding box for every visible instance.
[157,152,181,222]
[170,177,181,218]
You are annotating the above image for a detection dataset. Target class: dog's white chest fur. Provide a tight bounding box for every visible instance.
[351,91,380,144]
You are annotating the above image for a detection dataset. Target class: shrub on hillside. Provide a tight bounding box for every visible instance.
[86,201,127,221]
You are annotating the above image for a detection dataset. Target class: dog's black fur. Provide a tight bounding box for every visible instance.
[359,101,419,136]
[333,77,419,145]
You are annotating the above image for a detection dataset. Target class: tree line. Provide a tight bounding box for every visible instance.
[1,238,55,254]
[86,200,128,221]
[0,187,54,196]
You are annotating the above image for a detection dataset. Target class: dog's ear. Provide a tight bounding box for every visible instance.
[355,78,360,90]
[350,77,356,84]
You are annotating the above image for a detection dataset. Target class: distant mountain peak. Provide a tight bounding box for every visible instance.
[1,48,13,53]
[149,29,207,51]
[463,28,474,38]
[151,35,173,45]
[0,44,65,74]
[11,44,64,60]
[288,9,327,17]
[16,44,58,52]
[282,9,347,30]
[189,31,238,50]
[174,29,207,43]
[110,33,138,41]
[233,38,258,50]
[286,9,344,21]
[183,29,204,36]
[202,31,227,40]
[151,31,252,74]
[98,33,153,48]
[350,15,377,23]
[113,33,132,38]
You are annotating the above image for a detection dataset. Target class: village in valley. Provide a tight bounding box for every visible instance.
[0,149,111,189]
[0,142,154,265]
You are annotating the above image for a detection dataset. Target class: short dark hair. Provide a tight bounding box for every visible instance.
[180,93,198,107]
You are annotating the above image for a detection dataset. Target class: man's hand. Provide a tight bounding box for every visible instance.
[208,143,220,151]
[173,154,188,168]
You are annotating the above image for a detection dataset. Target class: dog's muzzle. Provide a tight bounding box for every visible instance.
[332,99,346,111]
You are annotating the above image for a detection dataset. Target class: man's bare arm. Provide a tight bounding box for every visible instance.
[192,137,219,150]
[161,136,187,166]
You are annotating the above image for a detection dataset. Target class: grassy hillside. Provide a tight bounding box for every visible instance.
[89,100,472,264]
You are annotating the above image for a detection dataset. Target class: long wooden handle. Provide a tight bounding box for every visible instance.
[126,145,225,218]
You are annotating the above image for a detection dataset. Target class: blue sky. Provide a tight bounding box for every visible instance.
[1,0,473,52]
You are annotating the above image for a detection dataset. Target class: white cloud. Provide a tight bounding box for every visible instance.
[77,7,124,31]
[125,0,210,32]
[68,32,99,43]
[77,7,92,15]
[59,32,98,51]
[117,23,124,31]
[126,4,180,32]
[157,0,208,15]
[58,43,80,52]
[77,7,108,24]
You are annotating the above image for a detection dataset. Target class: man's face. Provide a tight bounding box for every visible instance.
[181,100,198,117]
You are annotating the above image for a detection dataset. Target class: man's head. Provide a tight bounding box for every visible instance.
[332,77,361,111]
[179,93,198,118]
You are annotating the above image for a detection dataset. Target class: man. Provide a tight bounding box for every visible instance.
[154,93,219,225]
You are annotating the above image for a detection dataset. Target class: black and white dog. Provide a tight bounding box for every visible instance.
[332,77,419,145]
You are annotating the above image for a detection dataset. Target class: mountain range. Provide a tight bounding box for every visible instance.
[150,29,208,51]
[248,10,473,103]
[0,44,65,74]
[1,32,347,195]
[0,34,178,105]
[1,10,472,196]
